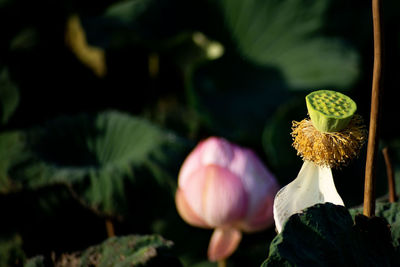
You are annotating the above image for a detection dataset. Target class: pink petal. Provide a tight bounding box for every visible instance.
[178,140,206,188]
[200,137,234,168]
[239,194,275,232]
[208,227,242,261]
[180,165,209,220]
[175,188,210,228]
[178,137,234,189]
[229,148,279,222]
[202,165,248,227]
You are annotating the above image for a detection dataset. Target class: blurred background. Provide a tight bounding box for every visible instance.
[1,0,400,266]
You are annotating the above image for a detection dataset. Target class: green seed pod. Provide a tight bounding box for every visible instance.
[305,90,357,132]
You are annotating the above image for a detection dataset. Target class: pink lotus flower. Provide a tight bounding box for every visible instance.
[175,137,279,261]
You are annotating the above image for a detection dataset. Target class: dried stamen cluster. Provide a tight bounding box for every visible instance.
[291,115,367,168]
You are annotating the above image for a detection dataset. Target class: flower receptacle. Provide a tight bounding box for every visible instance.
[306,90,357,133]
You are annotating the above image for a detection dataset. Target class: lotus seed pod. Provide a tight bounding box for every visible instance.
[306,90,357,132]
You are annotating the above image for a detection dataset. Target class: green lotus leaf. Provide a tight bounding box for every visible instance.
[262,98,304,184]
[0,0,13,8]
[0,67,19,125]
[9,27,39,52]
[25,235,182,267]
[104,0,151,26]
[24,256,45,267]
[350,201,400,249]
[1,111,190,216]
[82,235,182,266]
[0,234,25,267]
[0,131,26,191]
[262,203,400,266]
[186,0,360,144]
[187,56,289,144]
[218,0,359,89]
[82,0,196,49]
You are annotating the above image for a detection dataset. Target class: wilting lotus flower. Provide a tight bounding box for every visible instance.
[175,137,279,261]
[273,161,344,233]
[273,90,366,233]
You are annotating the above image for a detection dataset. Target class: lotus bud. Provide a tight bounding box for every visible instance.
[175,137,279,261]
[273,90,367,233]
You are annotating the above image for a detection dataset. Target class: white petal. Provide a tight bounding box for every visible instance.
[273,161,344,233]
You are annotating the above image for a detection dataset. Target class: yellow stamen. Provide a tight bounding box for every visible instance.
[291,115,367,168]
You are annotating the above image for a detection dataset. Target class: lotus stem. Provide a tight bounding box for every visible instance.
[105,219,115,237]
[382,147,396,203]
[218,259,227,267]
[149,52,159,78]
[363,0,383,217]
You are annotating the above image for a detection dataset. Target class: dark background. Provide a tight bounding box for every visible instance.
[1,0,400,266]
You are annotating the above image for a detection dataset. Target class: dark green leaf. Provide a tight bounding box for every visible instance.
[9,28,39,51]
[79,235,181,267]
[24,256,45,267]
[82,0,197,49]
[188,56,290,144]
[1,111,190,216]
[350,201,400,248]
[0,67,19,125]
[0,0,12,8]
[262,98,304,184]
[0,131,25,191]
[104,0,151,26]
[262,203,399,266]
[25,235,182,267]
[219,0,359,89]
[0,233,25,267]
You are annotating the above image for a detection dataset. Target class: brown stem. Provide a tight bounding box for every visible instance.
[383,147,396,203]
[148,52,159,78]
[363,0,384,217]
[218,260,227,267]
[105,219,115,237]
[62,182,122,222]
